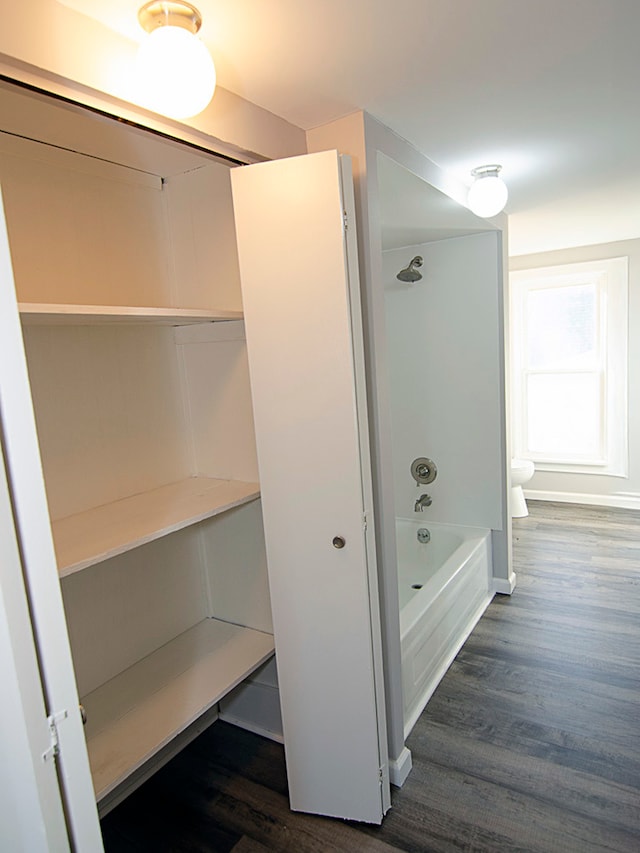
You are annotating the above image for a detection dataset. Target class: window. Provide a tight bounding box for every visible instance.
[510,257,628,476]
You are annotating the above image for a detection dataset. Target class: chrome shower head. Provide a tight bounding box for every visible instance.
[396,255,423,283]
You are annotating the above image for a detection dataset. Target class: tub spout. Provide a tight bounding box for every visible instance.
[414,493,432,512]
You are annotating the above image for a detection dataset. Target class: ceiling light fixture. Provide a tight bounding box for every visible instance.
[136,1,216,120]
[467,165,508,218]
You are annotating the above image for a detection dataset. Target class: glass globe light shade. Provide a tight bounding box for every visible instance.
[467,169,508,218]
[136,25,216,119]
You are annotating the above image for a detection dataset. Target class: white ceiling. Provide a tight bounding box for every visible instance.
[60,0,640,256]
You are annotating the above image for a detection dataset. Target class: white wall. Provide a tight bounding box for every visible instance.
[510,238,640,509]
[384,234,504,529]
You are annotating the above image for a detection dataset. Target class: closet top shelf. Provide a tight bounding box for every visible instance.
[18,303,243,326]
[54,477,260,577]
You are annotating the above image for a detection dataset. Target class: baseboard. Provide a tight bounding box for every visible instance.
[493,572,517,595]
[525,489,640,510]
[388,747,412,788]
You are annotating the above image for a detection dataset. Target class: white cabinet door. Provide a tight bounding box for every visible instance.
[0,190,104,850]
[232,151,389,823]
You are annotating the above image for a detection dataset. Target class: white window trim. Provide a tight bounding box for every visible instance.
[511,256,628,477]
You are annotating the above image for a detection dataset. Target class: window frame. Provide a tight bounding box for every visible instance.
[510,256,628,477]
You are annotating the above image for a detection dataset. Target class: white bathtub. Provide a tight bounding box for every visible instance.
[396,519,493,737]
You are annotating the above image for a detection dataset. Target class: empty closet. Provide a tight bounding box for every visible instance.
[0,79,389,850]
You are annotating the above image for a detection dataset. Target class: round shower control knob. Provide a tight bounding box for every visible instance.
[332,536,346,549]
[411,456,438,485]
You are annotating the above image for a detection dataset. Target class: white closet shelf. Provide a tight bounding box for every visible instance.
[18,302,243,325]
[53,477,260,577]
[82,618,275,802]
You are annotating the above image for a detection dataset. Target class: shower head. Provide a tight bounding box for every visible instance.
[396,255,423,283]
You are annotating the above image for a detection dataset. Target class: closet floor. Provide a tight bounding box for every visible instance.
[100,501,640,852]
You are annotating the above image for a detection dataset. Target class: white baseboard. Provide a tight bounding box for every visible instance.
[525,489,640,511]
[493,572,517,595]
[388,747,412,788]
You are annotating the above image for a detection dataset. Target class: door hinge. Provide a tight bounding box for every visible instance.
[379,766,384,784]
[42,709,68,763]
[363,512,368,532]
[343,209,348,230]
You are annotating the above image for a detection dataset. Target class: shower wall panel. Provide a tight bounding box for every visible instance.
[384,232,503,530]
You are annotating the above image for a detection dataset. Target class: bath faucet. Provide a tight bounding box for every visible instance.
[414,493,432,512]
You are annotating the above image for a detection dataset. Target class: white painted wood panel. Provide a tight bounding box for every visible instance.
[0,135,173,307]
[0,81,218,179]
[19,303,242,325]
[218,677,284,743]
[164,164,243,312]
[0,129,163,189]
[201,500,273,634]
[219,655,284,743]
[176,320,259,483]
[52,476,260,576]
[232,151,387,824]
[61,528,208,696]
[23,324,190,519]
[82,619,274,801]
[0,187,104,849]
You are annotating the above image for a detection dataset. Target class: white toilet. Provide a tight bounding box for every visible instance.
[511,458,535,518]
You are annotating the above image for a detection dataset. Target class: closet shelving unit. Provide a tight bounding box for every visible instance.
[3,87,275,810]
[18,301,272,804]
[17,302,272,806]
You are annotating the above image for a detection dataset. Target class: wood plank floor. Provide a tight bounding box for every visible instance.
[101,501,640,852]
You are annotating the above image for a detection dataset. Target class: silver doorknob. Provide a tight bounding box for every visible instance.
[332,536,346,549]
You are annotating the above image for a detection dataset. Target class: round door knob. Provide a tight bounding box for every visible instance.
[332,536,346,549]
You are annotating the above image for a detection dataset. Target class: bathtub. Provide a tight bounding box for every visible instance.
[396,519,493,737]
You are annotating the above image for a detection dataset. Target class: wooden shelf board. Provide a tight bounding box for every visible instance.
[81,618,275,802]
[19,303,243,326]
[53,477,260,577]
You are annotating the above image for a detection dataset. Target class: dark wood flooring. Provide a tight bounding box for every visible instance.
[101,501,640,852]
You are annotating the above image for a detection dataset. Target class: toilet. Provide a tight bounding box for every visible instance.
[511,458,535,518]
